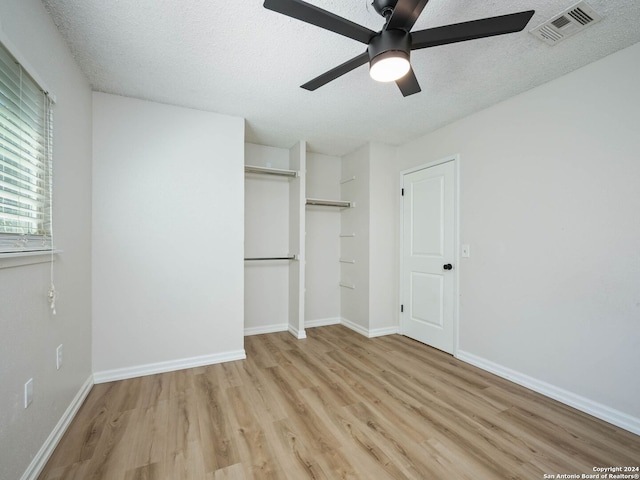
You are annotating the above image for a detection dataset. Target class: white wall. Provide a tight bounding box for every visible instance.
[244,143,290,333]
[92,93,245,377]
[305,152,341,325]
[394,41,640,429]
[0,1,93,478]
[368,143,399,333]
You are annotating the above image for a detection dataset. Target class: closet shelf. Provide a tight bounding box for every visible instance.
[339,282,356,289]
[244,165,298,178]
[340,176,356,184]
[339,259,355,264]
[245,255,297,261]
[339,233,356,238]
[306,198,352,208]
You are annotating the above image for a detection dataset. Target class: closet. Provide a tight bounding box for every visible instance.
[244,142,353,339]
[305,152,345,328]
[244,143,302,337]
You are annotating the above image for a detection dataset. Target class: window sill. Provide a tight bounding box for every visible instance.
[0,250,61,269]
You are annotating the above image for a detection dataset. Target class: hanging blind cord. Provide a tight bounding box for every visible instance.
[44,93,56,314]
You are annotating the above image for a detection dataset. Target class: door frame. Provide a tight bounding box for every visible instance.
[398,154,460,355]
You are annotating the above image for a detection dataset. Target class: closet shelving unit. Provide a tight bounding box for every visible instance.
[244,142,306,340]
[302,153,358,331]
[244,164,299,263]
[339,175,357,293]
[307,185,355,290]
[306,189,355,287]
[246,142,360,340]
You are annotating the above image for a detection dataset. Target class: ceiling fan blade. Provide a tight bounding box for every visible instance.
[301,52,369,91]
[396,67,421,97]
[411,10,535,50]
[386,0,431,31]
[263,0,376,44]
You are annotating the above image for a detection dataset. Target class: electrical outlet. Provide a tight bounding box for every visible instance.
[56,344,63,370]
[24,378,33,408]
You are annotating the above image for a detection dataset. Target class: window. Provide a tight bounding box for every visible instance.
[0,40,53,254]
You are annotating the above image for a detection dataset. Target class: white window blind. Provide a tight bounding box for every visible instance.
[0,40,54,253]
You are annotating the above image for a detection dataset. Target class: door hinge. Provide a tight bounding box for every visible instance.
[400,304,404,313]
[401,188,404,196]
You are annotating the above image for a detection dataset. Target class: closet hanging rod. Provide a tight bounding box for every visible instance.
[339,259,356,264]
[339,282,356,289]
[244,255,297,261]
[306,198,352,208]
[244,165,298,178]
[340,176,356,184]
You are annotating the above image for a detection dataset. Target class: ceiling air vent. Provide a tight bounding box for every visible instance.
[530,1,602,45]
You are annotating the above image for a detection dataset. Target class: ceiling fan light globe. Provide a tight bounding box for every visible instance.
[369,53,411,82]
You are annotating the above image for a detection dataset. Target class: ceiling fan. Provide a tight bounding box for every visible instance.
[263,0,535,96]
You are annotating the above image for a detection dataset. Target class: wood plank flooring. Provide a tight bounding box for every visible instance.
[39,325,640,479]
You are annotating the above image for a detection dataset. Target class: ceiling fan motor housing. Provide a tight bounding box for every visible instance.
[372,0,399,19]
[368,29,411,63]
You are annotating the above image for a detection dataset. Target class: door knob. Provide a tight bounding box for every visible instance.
[443,264,453,270]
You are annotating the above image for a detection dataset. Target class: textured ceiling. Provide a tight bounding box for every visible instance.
[41,0,640,155]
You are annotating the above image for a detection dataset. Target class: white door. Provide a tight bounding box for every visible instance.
[401,160,456,353]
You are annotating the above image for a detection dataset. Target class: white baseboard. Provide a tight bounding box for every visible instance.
[340,317,370,337]
[244,323,288,336]
[368,325,400,337]
[341,317,398,338]
[21,375,94,480]
[305,317,341,328]
[456,350,640,436]
[93,349,247,384]
[288,324,307,339]
[244,318,398,338]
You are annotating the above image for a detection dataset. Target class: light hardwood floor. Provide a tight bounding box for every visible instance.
[39,325,640,479]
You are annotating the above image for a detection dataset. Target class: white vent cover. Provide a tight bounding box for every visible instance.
[530,1,602,45]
